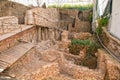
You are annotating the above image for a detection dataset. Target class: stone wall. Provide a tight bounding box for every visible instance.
[101,27,120,59]
[0,16,18,34]
[25,8,60,28]
[0,0,29,24]
[0,25,37,52]
[25,8,91,33]
[36,49,104,80]
[97,49,120,80]
[59,9,91,32]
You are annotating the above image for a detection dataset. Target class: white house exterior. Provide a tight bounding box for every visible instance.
[109,0,120,39]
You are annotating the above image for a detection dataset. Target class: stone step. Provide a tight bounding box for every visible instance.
[0,43,34,72]
[3,47,60,80]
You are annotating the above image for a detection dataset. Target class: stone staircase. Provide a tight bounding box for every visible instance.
[0,43,34,72]
[3,46,60,80]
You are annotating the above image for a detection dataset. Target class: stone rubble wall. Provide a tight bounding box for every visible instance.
[37,49,104,80]
[60,10,91,32]
[32,47,120,80]
[0,1,30,24]
[59,9,78,18]
[58,51,104,80]
[25,8,91,32]
[101,27,120,59]
[0,16,18,34]
[73,32,92,40]
[24,8,91,43]
[0,25,37,52]
[3,32,120,80]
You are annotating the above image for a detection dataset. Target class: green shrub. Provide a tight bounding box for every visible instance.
[71,39,91,46]
[96,26,102,35]
[48,4,93,11]
[69,39,98,55]
[96,17,109,35]
[88,13,93,22]
[98,17,108,27]
[69,39,100,69]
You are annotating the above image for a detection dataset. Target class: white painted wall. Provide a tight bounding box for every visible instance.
[109,0,120,39]
[97,0,109,16]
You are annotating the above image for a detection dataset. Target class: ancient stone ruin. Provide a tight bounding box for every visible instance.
[0,7,120,80]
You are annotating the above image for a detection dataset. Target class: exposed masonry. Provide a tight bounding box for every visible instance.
[0,8,120,80]
[0,8,91,51]
[101,27,120,59]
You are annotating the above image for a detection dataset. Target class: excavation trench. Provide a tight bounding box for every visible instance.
[1,31,100,80]
[1,30,120,80]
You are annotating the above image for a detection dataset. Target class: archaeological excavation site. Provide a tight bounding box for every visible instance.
[0,0,120,80]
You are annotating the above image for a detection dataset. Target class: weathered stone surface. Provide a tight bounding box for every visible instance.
[58,51,103,80]
[36,49,104,80]
[58,31,71,52]
[25,8,91,33]
[0,16,18,34]
[97,49,120,80]
[0,16,18,26]
[101,27,120,59]
[25,8,60,28]
[5,48,60,80]
[0,7,120,80]
[0,25,36,51]
[73,32,92,40]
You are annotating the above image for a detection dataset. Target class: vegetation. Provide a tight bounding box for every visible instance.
[69,39,98,55]
[98,17,109,27]
[68,39,100,69]
[88,12,93,22]
[96,17,109,35]
[48,4,93,11]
